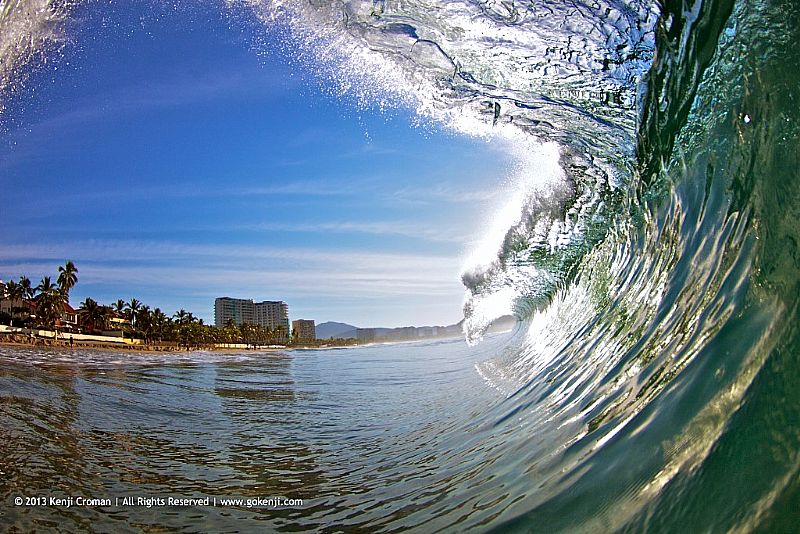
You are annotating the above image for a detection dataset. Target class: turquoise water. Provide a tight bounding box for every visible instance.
[2,0,800,531]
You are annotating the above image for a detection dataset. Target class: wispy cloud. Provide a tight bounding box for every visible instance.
[2,178,381,211]
[0,67,297,170]
[233,178,376,197]
[0,238,468,325]
[0,239,464,290]
[53,68,291,126]
[338,142,401,159]
[391,182,505,205]
[236,220,467,243]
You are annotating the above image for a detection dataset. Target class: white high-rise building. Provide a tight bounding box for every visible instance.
[214,297,289,333]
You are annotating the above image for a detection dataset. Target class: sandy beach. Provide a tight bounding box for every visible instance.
[0,333,299,353]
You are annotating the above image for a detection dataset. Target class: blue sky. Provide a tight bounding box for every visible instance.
[0,1,508,327]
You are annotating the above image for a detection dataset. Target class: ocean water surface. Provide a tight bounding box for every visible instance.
[0,339,515,531]
[1,0,799,531]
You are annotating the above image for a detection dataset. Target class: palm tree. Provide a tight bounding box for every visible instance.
[173,309,190,325]
[272,325,288,344]
[57,260,78,302]
[126,299,142,333]
[137,305,152,343]
[164,316,177,344]
[256,324,269,346]
[108,299,127,339]
[174,311,206,348]
[223,318,238,343]
[78,297,109,333]
[3,280,22,326]
[19,276,33,300]
[36,276,55,296]
[5,276,33,327]
[240,322,256,348]
[113,299,126,316]
[173,309,188,347]
[152,308,168,342]
[35,276,63,331]
[190,321,206,348]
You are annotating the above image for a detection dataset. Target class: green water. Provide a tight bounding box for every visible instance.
[1,0,799,531]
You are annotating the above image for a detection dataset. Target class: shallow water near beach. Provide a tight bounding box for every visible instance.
[1,338,511,531]
[2,0,800,531]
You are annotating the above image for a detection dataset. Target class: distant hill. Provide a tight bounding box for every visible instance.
[314,317,513,341]
[315,321,358,340]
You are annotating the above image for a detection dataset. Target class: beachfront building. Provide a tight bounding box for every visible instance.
[292,319,316,341]
[255,301,290,333]
[58,302,79,332]
[0,280,14,318]
[1,281,31,326]
[0,298,26,324]
[214,297,255,326]
[214,297,290,332]
[0,291,78,331]
[104,315,131,337]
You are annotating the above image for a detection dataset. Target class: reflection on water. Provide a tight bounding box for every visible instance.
[0,340,503,531]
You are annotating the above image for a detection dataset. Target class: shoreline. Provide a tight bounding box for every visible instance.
[0,334,290,353]
[0,335,465,354]
[0,326,469,355]
[1,334,186,352]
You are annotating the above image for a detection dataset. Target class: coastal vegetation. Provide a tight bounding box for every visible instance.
[0,262,356,349]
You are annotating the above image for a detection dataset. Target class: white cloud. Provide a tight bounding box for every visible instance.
[0,238,464,299]
[391,182,505,205]
[237,220,467,243]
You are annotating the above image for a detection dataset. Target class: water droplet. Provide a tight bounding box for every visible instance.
[743,114,751,124]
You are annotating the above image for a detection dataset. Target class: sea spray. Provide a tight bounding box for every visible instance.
[1,0,798,531]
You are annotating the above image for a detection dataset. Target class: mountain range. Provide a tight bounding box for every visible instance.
[315,315,517,340]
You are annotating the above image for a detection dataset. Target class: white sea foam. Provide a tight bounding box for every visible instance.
[0,0,74,114]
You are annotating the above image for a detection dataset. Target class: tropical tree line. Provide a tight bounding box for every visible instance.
[76,299,290,348]
[1,261,295,348]
[0,261,78,329]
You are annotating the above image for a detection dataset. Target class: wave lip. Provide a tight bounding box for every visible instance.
[0,0,74,115]
[225,1,660,347]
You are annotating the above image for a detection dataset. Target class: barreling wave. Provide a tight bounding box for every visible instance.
[1,0,798,531]
[232,0,800,529]
[230,0,660,343]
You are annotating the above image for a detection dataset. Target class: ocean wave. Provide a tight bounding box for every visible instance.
[1,0,798,530]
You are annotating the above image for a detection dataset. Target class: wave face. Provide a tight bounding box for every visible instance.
[2,0,799,531]
[238,0,659,341]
